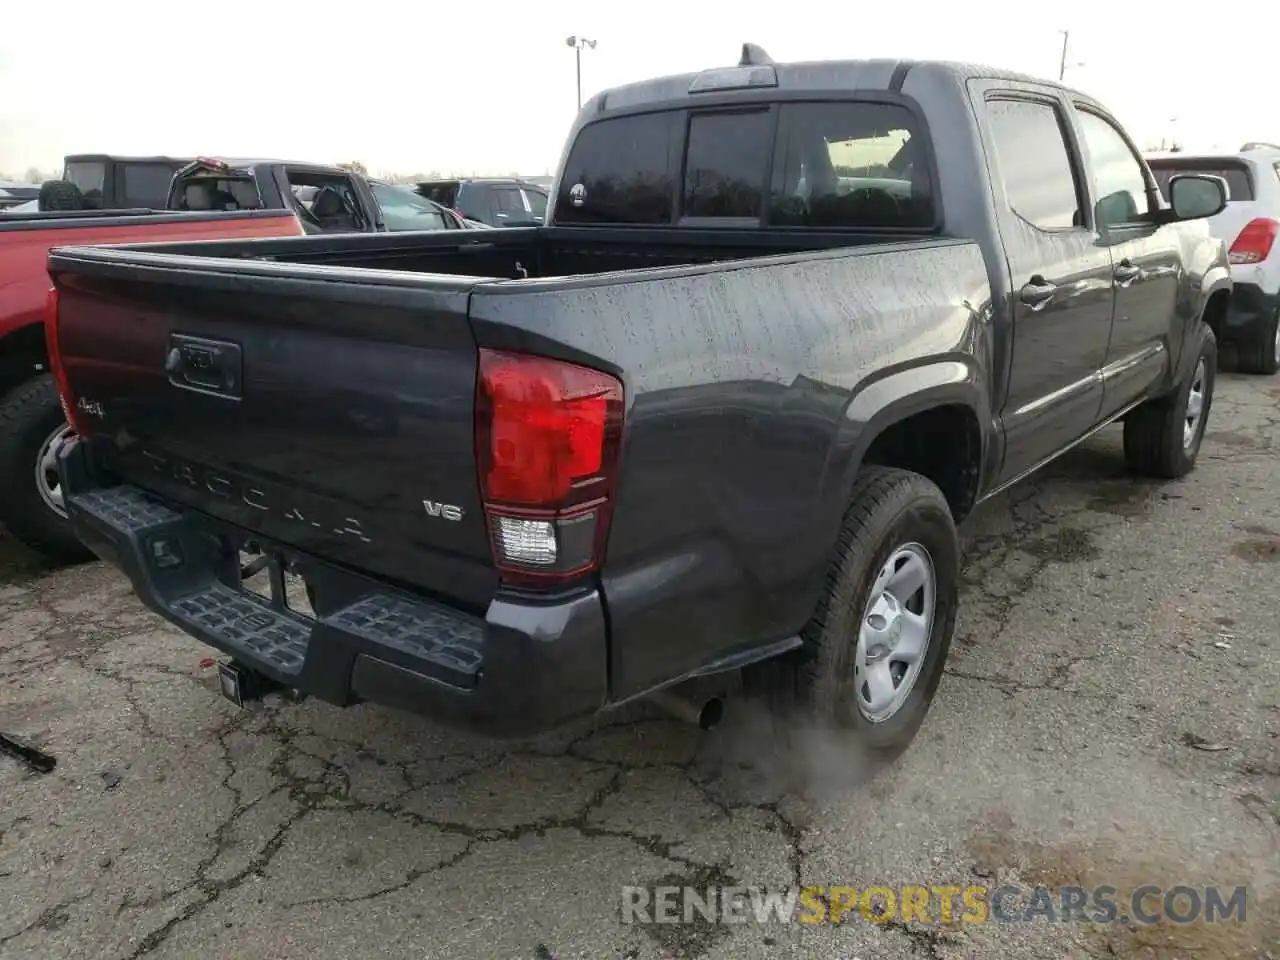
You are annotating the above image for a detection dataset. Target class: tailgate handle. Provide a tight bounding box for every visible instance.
[166,334,243,399]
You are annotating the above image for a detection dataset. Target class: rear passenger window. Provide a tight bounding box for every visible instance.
[769,102,935,229]
[683,110,771,219]
[122,164,179,208]
[524,188,548,219]
[985,98,1082,230]
[493,188,526,214]
[556,111,676,224]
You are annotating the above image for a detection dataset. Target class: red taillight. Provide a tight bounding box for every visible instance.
[1229,218,1278,264]
[475,349,624,584]
[43,287,87,435]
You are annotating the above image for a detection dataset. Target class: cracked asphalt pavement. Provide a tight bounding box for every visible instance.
[2,372,1279,960]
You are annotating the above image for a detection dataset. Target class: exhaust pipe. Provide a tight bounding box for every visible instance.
[648,689,724,730]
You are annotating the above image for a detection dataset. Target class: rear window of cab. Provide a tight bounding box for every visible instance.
[554,100,935,230]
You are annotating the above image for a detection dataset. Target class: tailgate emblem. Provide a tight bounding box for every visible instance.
[423,499,464,522]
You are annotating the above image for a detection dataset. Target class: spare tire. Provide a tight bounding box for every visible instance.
[38,179,87,211]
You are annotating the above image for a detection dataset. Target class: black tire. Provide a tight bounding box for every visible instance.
[37,179,86,212]
[1123,323,1217,479]
[1235,305,1280,376]
[0,375,92,563]
[744,466,959,765]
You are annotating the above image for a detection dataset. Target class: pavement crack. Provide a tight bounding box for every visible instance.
[281,839,482,908]
[880,918,965,959]
[758,801,806,887]
[0,891,93,946]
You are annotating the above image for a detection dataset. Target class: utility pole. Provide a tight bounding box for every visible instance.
[565,36,598,110]
[1058,30,1069,82]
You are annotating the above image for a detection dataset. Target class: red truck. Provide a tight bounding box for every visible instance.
[0,208,304,561]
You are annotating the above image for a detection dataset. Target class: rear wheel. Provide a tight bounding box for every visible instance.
[1123,323,1217,479]
[0,375,92,563]
[1235,304,1280,376]
[745,466,959,765]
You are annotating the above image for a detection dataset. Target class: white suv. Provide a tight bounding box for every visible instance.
[1148,145,1280,374]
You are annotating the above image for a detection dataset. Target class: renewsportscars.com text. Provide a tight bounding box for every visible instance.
[621,884,1248,926]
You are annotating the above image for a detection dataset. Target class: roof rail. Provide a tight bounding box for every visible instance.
[739,43,773,66]
[1240,141,1280,152]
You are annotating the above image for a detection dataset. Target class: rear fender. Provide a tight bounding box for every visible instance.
[828,358,993,524]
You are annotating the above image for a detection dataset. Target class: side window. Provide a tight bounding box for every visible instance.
[64,161,106,207]
[523,187,548,219]
[492,187,526,219]
[1076,110,1150,228]
[288,173,363,230]
[682,109,772,219]
[985,98,1083,231]
[371,183,448,231]
[122,164,180,208]
[557,111,676,224]
[768,101,935,228]
[1273,162,1280,185]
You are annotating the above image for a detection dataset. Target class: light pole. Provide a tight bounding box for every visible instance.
[1057,29,1084,81]
[566,35,597,110]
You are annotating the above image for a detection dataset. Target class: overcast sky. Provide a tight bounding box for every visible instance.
[0,1,1270,179]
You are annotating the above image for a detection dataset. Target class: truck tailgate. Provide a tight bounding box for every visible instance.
[50,253,498,609]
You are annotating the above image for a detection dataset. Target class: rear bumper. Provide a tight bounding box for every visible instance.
[1221,281,1279,342]
[58,439,608,738]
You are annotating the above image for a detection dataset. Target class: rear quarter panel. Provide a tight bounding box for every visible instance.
[468,239,993,699]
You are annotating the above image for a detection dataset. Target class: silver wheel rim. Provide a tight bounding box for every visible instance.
[1183,359,1207,452]
[35,422,76,519]
[1273,318,1280,368]
[854,543,936,723]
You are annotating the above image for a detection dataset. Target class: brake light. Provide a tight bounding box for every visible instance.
[475,349,624,584]
[194,156,230,171]
[1228,218,1278,264]
[43,287,88,435]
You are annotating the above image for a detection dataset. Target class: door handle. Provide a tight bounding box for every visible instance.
[1114,260,1144,285]
[1019,278,1058,309]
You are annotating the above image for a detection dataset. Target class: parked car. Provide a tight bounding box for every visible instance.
[169,158,488,234]
[366,179,489,231]
[0,183,41,211]
[0,207,305,560]
[412,178,548,227]
[42,154,193,211]
[1,197,39,214]
[45,48,1229,762]
[1147,145,1280,373]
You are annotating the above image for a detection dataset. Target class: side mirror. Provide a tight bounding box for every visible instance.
[1168,174,1227,221]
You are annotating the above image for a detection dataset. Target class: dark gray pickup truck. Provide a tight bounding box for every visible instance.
[45,48,1232,761]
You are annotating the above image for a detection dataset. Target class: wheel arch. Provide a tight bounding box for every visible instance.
[832,361,991,525]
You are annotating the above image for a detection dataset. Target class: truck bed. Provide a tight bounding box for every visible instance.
[48,225,987,711]
[65,223,934,280]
